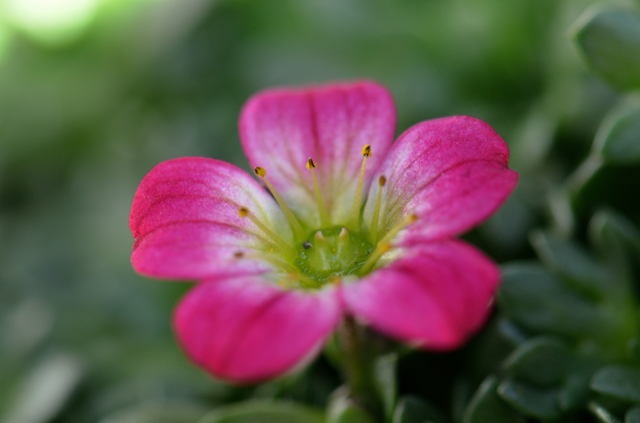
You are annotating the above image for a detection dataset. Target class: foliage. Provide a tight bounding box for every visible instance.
[1,0,639,422]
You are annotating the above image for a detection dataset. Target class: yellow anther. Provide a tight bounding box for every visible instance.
[233,251,245,258]
[238,206,249,217]
[306,158,317,169]
[361,144,372,157]
[254,166,266,177]
[378,175,387,187]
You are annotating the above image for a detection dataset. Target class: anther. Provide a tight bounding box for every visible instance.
[306,158,317,169]
[314,231,325,241]
[338,227,349,239]
[361,144,372,157]
[302,242,312,249]
[378,175,387,186]
[254,166,266,177]
[238,206,249,217]
[233,251,245,258]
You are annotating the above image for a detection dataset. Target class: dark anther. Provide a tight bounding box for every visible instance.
[302,242,312,249]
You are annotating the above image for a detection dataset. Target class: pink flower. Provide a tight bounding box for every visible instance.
[129,81,518,384]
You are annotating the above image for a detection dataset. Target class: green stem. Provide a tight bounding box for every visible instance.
[338,317,381,419]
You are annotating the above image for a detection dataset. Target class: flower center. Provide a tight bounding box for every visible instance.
[236,145,417,290]
[295,227,373,286]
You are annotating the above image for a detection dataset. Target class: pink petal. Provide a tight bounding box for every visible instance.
[364,116,518,242]
[239,80,396,225]
[130,157,288,280]
[174,277,342,383]
[342,240,500,350]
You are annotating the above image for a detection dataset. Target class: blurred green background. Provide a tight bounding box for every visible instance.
[1,0,638,422]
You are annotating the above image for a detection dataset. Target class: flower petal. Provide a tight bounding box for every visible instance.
[342,240,500,350]
[239,80,396,225]
[364,116,517,242]
[130,157,289,280]
[174,277,342,383]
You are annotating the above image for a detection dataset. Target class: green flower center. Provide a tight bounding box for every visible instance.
[295,227,374,288]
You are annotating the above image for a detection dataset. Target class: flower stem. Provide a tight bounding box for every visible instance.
[337,317,382,419]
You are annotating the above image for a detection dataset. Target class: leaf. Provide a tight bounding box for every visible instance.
[463,377,524,423]
[591,365,640,402]
[594,101,640,165]
[374,353,398,420]
[626,406,640,423]
[197,401,325,423]
[502,337,572,386]
[589,402,622,423]
[99,402,207,423]
[391,396,444,423]
[497,378,561,420]
[499,263,601,338]
[326,391,374,423]
[573,7,640,90]
[531,231,608,299]
[1,352,83,423]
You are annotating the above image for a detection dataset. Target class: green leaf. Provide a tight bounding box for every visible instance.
[497,378,561,420]
[590,209,640,257]
[531,231,608,299]
[463,377,524,423]
[99,402,207,423]
[374,353,398,420]
[499,263,601,338]
[391,396,444,423]
[327,394,374,423]
[197,401,325,423]
[502,337,572,386]
[589,402,622,423]
[1,352,83,423]
[626,406,640,423]
[595,101,640,165]
[591,365,640,402]
[573,7,640,91]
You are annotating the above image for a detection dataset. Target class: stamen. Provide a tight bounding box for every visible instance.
[348,144,371,230]
[254,167,304,237]
[368,175,386,242]
[238,206,291,251]
[359,213,418,274]
[306,158,330,226]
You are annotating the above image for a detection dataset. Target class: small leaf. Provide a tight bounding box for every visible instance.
[197,401,325,423]
[530,231,608,299]
[499,263,601,338]
[591,365,640,402]
[589,402,622,423]
[374,353,398,420]
[99,402,207,423]
[463,377,524,423]
[497,378,561,420]
[327,393,374,423]
[1,352,83,423]
[392,396,444,423]
[626,406,640,423]
[573,7,640,90]
[502,337,572,386]
[595,101,640,165]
